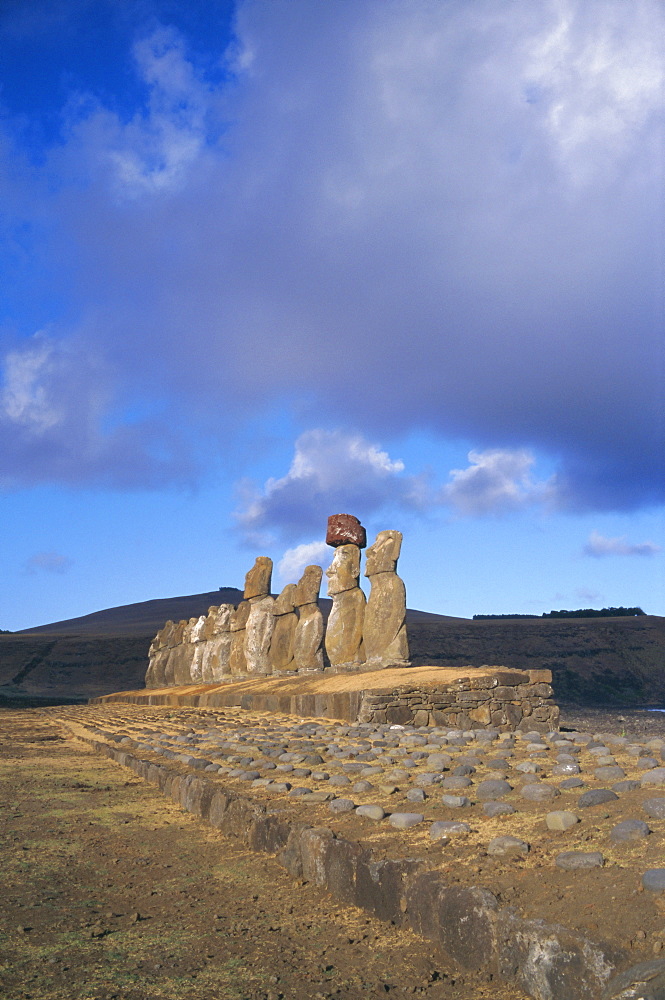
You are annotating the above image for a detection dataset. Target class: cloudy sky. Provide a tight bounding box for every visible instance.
[1,0,663,630]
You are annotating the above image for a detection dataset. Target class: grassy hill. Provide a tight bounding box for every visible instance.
[1,593,663,706]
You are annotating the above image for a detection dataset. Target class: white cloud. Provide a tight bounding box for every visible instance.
[442,450,556,516]
[25,551,73,575]
[235,428,425,543]
[583,531,661,558]
[277,541,329,585]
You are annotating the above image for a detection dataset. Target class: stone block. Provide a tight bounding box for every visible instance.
[247,813,293,854]
[530,682,554,697]
[355,858,421,924]
[386,706,413,725]
[468,704,492,726]
[494,686,520,700]
[527,669,553,683]
[495,909,621,1000]
[276,823,311,878]
[405,874,498,971]
[300,827,335,886]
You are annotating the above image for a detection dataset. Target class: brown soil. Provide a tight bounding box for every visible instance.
[0,709,528,1000]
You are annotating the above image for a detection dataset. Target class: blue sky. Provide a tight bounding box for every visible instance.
[1,0,663,631]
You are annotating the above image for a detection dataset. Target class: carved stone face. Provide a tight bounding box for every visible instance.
[326,544,361,596]
[364,530,402,577]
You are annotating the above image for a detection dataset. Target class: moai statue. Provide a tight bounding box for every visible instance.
[201,604,234,682]
[189,614,208,682]
[163,619,187,685]
[292,565,324,672]
[243,556,275,674]
[229,600,251,675]
[363,530,409,669]
[325,544,366,670]
[171,617,198,684]
[270,584,298,673]
[146,620,174,688]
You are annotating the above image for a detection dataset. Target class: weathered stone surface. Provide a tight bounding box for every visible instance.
[603,958,665,1000]
[325,548,366,669]
[476,778,512,799]
[243,556,273,600]
[642,798,665,820]
[293,564,323,607]
[546,810,579,831]
[388,812,424,829]
[229,601,251,675]
[273,583,297,616]
[202,604,234,681]
[363,530,409,670]
[293,603,324,672]
[609,819,650,842]
[244,595,276,674]
[326,544,362,595]
[171,639,195,685]
[326,513,366,548]
[643,870,665,893]
[556,851,604,870]
[406,874,498,972]
[430,820,470,840]
[270,610,298,673]
[578,788,619,808]
[641,767,665,786]
[356,804,385,820]
[202,606,219,640]
[487,835,529,856]
[521,782,559,802]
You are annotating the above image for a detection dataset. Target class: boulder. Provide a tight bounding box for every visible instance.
[326,513,366,548]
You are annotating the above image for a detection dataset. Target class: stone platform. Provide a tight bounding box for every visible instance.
[93,665,559,733]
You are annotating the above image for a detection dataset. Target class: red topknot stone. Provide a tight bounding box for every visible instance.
[326,513,367,548]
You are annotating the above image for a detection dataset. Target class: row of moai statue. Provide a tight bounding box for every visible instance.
[145,514,409,687]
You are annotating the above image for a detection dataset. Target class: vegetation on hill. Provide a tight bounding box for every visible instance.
[473,607,646,620]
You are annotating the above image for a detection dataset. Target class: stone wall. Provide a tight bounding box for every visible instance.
[357,668,559,733]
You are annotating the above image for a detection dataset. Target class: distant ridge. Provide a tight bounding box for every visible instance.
[17,590,465,638]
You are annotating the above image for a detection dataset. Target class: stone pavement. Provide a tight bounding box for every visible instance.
[49,704,665,1000]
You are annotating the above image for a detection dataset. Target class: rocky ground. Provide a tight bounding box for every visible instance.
[50,704,665,947]
[0,709,528,1000]
[4,701,665,1000]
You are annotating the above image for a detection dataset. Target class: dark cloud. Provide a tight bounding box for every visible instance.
[0,1,662,508]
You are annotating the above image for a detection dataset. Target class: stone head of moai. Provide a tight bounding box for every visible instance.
[326,543,362,596]
[293,564,323,606]
[364,529,402,576]
[244,556,273,600]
